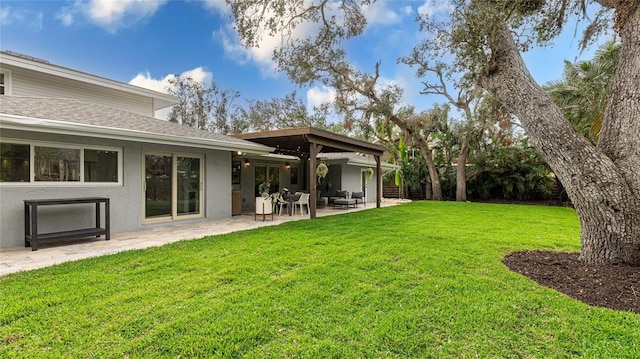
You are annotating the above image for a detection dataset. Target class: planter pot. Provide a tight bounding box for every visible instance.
[316,197,328,208]
[255,197,273,221]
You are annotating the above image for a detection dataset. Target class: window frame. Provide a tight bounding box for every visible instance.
[0,69,12,96]
[0,138,123,186]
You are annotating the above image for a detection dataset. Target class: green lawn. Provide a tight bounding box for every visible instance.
[1,202,638,358]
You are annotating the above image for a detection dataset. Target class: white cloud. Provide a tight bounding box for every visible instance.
[128,66,213,94]
[417,1,452,17]
[32,12,43,31]
[306,85,336,109]
[56,9,74,26]
[213,22,282,77]
[129,72,175,94]
[57,0,167,33]
[201,0,230,15]
[213,2,324,78]
[0,7,13,24]
[1,6,43,28]
[361,1,402,26]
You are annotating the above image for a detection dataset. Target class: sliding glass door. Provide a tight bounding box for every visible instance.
[177,156,201,216]
[145,154,172,219]
[144,152,203,222]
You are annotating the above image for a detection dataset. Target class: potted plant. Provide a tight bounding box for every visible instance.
[316,162,329,196]
[255,181,275,220]
[364,167,374,183]
[258,181,271,198]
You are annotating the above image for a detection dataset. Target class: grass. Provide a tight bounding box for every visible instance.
[1,201,639,358]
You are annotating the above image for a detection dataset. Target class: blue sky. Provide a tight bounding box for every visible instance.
[1,0,608,118]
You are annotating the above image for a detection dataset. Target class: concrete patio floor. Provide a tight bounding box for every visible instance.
[0,199,408,276]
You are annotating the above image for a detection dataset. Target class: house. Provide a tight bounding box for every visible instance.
[0,51,391,250]
[0,51,271,248]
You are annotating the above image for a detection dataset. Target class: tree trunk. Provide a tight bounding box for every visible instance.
[479,19,640,265]
[456,142,469,201]
[389,115,443,200]
[598,5,640,199]
[425,180,433,200]
[417,138,443,200]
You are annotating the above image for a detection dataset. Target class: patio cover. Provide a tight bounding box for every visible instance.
[234,127,386,218]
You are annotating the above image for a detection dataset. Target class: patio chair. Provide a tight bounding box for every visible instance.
[351,192,365,207]
[276,195,290,215]
[293,193,310,215]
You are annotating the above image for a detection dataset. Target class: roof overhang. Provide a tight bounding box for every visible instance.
[0,114,273,155]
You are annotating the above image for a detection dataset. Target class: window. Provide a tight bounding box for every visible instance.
[1,143,30,182]
[0,140,121,184]
[34,146,80,182]
[84,149,118,182]
[0,70,11,95]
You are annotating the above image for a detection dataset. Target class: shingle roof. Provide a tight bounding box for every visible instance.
[0,96,271,153]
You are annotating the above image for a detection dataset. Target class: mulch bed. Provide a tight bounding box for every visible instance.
[503,251,640,313]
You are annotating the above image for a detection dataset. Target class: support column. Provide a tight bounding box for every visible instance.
[375,155,381,208]
[309,143,323,219]
[300,157,308,191]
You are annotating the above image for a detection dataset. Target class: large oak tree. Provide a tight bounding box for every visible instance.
[453,0,640,265]
[228,0,640,265]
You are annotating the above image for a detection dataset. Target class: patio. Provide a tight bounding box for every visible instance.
[0,199,408,276]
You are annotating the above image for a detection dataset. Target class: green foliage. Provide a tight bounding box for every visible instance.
[2,203,639,357]
[316,163,328,179]
[398,137,408,164]
[544,41,620,144]
[363,167,374,183]
[437,0,613,82]
[167,76,243,134]
[258,181,271,194]
[468,138,554,200]
[242,91,330,132]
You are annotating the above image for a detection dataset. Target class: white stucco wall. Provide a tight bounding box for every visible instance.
[0,130,232,248]
[338,163,378,204]
[341,164,363,195]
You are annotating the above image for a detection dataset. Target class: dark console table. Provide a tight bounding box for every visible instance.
[24,197,110,251]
